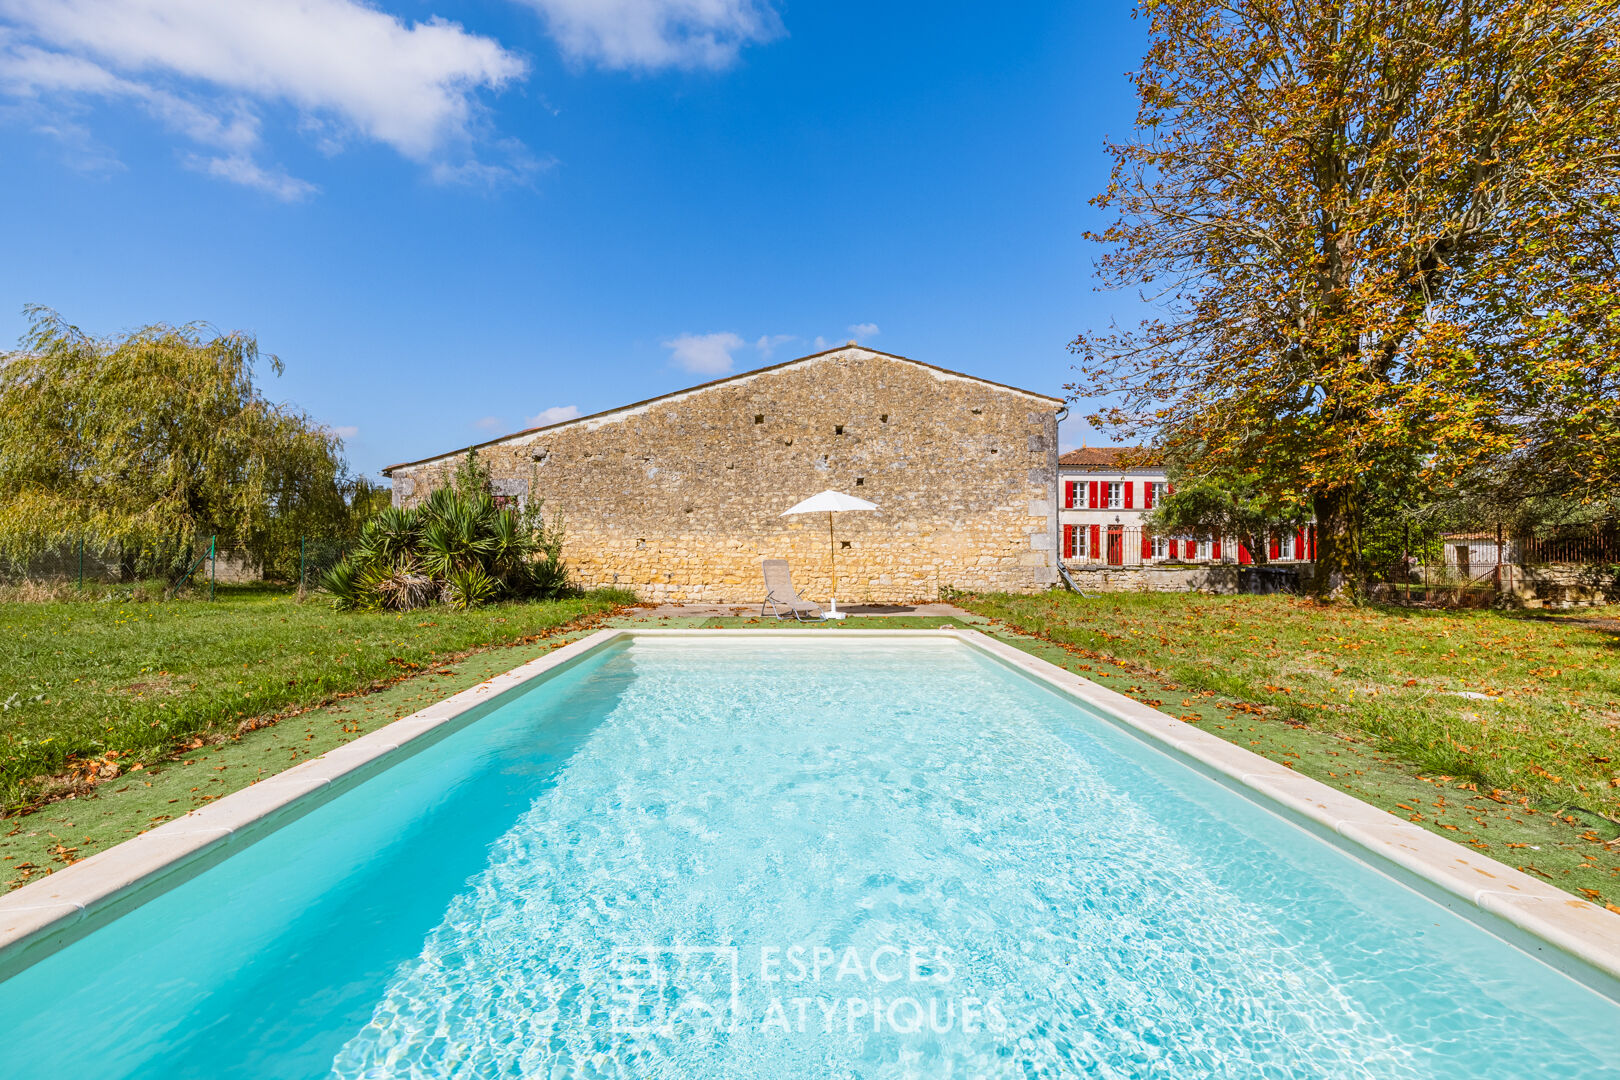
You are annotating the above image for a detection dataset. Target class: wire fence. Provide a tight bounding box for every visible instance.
[2,535,347,601]
[296,537,347,597]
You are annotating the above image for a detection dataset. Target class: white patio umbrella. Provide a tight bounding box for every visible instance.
[780,489,878,619]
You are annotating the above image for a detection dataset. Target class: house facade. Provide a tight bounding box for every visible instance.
[1058,447,1315,567]
[383,346,1065,603]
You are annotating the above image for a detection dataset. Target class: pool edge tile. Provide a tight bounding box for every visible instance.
[0,901,85,953]
[0,831,235,914]
[1476,892,1620,978]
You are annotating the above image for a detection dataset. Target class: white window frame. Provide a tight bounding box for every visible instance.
[1151,482,1167,506]
[1105,482,1124,510]
[1151,535,1167,560]
[1280,534,1295,560]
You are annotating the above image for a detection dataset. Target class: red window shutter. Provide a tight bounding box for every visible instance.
[1269,535,1281,560]
[1062,524,1072,558]
[1089,481,1099,509]
[1167,481,1175,494]
[1141,529,1152,559]
[1311,527,1318,560]
[1295,529,1306,559]
[1064,482,1075,509]
[1212,538,1222,561]
[1124,482,1134,509]
[1090,524,1101,558]
[1144,483,1155,510]
[1238,543,1252,565]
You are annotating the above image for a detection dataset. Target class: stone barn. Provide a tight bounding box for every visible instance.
[382,345,1064,603]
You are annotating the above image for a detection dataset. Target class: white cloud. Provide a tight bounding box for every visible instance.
[527,404,581,427]
[0,0,527,194]
[330,424,360,440]
[517,0,782,70]
[472,415,507,433]
[664,331,745,375]
[754,333,794,359]
[847,322,880,340]
[429,139,555,188]
[188,152,317,201]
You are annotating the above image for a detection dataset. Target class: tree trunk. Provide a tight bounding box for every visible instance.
[1240,530,1268,565]
[1312,486,1362,599]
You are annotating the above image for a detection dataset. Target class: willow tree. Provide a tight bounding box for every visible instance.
[1074,0,1620,596]
[0,306,354,574]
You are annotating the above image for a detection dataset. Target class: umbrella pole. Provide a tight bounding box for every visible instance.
[828,510,837,612]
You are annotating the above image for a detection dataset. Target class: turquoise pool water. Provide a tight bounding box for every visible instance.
[3,636,1619,1078]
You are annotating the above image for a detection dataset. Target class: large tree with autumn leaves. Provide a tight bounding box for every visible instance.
[1074,0,1620,596]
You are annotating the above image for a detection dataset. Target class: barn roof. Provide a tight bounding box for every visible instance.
[383,345,1063,475]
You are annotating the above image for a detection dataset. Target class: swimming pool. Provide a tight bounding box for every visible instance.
[3,631,1619,1077]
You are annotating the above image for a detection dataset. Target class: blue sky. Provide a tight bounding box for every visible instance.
[0,1,1147,480]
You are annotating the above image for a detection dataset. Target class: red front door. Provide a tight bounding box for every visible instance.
[1106,526,1124,566]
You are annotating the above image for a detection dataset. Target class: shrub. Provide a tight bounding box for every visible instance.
[321,489,568,611]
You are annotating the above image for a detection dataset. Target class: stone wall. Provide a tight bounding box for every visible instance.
[1506,563,1619,607]
[1063,563,1318,595]
[387,348,1062,603]
[1065,564,1240,594]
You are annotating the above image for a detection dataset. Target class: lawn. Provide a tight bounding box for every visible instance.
[962,592,1620,817]
[0,584,632,812]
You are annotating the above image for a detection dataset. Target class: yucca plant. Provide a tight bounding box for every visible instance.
[444,564,498,609]
[321,558,365,609]
[420,499,496,579]
[371,557,436,612]
[321,471,570,610]
[356,506,419,563]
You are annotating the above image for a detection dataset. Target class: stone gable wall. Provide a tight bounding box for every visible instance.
[388,349,1060,603]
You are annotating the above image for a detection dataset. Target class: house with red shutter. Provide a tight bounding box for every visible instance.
[1058,447,1315,569]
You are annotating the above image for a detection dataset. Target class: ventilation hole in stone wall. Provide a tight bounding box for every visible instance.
[880,414,888,423]
[754,414,764,424]
[532,450,549,464]
[971,408,983,415]
[840,540,852,549]
[990,448,998,454]
[635,538,647,550]
[834,424,844,435]
[855,477,865,486]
